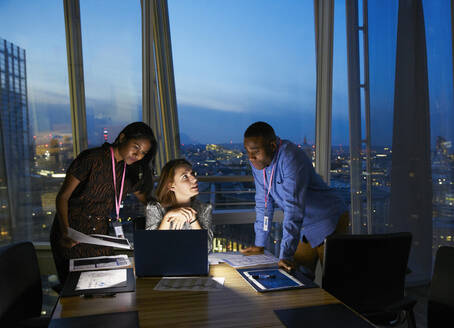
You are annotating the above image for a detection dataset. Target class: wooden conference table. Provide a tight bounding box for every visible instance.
[52,263,365,327]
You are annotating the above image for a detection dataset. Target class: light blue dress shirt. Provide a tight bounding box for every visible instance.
[252,138,347,260]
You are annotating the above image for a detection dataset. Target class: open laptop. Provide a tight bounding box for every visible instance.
[133,229,209,277]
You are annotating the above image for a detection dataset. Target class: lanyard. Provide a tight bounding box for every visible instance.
[110,147,126,220]
[263,140,281,209]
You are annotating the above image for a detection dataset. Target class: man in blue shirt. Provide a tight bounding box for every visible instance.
[241,122,349,276]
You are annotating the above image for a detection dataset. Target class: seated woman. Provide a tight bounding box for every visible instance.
[145,159,213,252]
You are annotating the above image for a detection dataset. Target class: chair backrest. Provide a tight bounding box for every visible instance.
[322,232,412,313]
[0,241,42,326]
[134,216,146,230]
[428,246,454,327]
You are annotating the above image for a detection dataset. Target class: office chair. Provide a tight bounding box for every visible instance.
[133,216,146,230]
[0,241,50,328]
[322,232,417,328]
[428,246,454,328]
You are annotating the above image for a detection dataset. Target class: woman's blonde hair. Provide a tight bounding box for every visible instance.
[156,158,193,208]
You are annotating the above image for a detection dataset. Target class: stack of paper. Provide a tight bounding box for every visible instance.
[67,227,132,249]
[70,255,131,272]
[154,277,225,291]
[75,269,127,290]
[208,251,279,268]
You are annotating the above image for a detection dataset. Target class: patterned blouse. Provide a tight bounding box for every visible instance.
[50,143,141,260]
[145,199,214,252]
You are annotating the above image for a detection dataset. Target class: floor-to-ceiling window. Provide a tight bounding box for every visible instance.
[331,0,351,229]
[367,0,398,236]
[168,0,317,254]
[424,0,454,259]
[366,0,453,282]
[80,0,143,232]
[0,0,72,244]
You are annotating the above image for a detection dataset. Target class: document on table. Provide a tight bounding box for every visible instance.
[70,255,131,272]
[208,251,279,268]
[154,277,225,291]
[208,252,230,265]
[67,227,132,249]
[75,269,127,290]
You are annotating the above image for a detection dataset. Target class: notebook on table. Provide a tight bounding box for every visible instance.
[60,268,135,297]
[134,229,209,277]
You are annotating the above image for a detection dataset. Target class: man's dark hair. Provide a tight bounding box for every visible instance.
[244,121,277,143]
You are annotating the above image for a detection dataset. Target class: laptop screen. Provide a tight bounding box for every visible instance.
[134,230,209,277]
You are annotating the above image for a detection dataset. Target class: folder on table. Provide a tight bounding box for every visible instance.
[60,268,135,297]
[237,266,317,292]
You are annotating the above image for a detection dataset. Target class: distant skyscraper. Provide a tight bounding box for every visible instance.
[436,136,450,157]
[301,135,313,160]
[0,38,32,242]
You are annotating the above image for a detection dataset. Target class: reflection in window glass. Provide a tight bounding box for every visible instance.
[168,0,316,256]
[337,0,398,235]
[80,0,142,147]
[331,0,351,226]
[0,1,72,244]
[368,0,397,236]
[423,0,454,257]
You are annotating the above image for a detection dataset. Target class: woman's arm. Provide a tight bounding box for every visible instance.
[198,203,214,252]
[160,207,197,230]
[158,215,173,230]
[145,203,164,230]
[55,174,81,248]
[146,203,198,230]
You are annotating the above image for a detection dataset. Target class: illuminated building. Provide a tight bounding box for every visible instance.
[0,38,32,242]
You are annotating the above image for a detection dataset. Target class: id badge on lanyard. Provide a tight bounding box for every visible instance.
[111,147,126,238]
[263,165,275,233]
[111,220,124,238]
[263,216,269,232]
[262,140,281,232]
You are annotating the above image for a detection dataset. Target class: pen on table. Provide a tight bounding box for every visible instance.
[252,274,275,279]
[82,292,116,298]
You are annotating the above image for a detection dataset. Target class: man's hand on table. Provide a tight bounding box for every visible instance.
[240,246,264,255]
[278,259,297,272]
